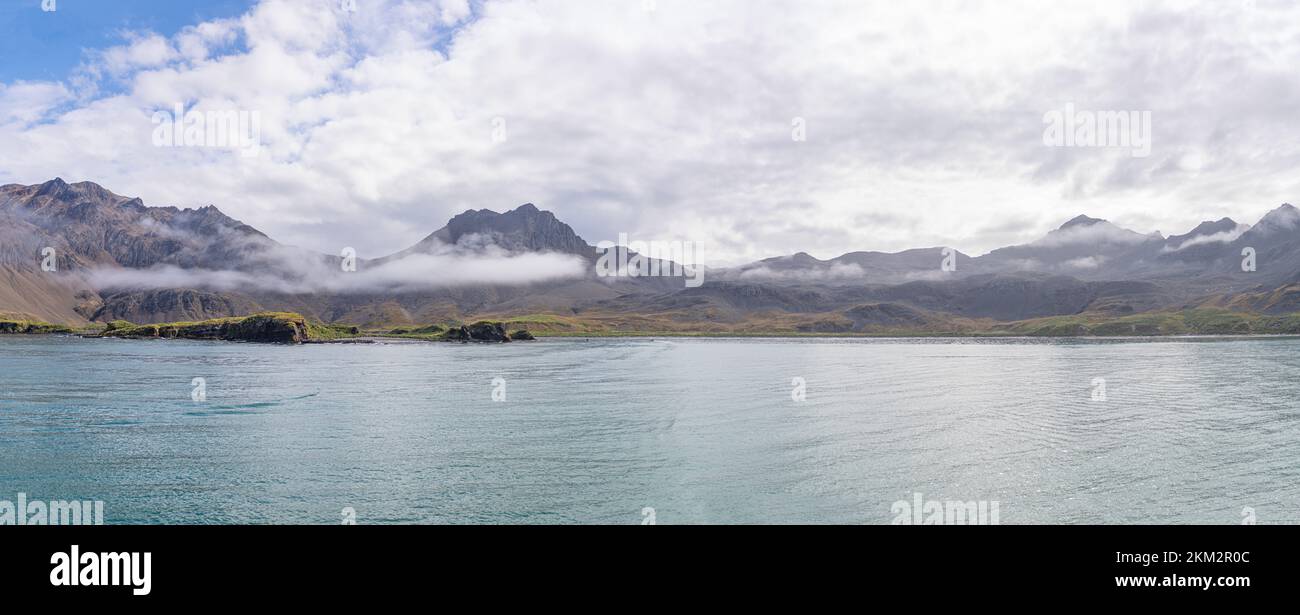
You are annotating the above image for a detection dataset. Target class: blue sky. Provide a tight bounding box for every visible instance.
[0,0,255,82]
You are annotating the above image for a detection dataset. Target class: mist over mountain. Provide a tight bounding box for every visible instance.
[2,178,1299,332]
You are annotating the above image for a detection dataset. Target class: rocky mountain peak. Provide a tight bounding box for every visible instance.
[1252,203,1300,233]
[1182,217,1240,238]
[31,178,121,203]
[1058,214,1107,230]
[435,203,591,256]
[34,177,71,198]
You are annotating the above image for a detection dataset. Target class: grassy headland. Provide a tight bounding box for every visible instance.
[0,312,75,334]
[98,312,318,344]
[994,308,1300,337]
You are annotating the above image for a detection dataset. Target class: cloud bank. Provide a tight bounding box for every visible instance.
[87,246,588,294]
[2,0,1300,265]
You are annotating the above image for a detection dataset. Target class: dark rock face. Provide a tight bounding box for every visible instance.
[439,203,593,257]
[0,178,275,272]
[510,330,535,340]
[442,321,511,342]
[223,315,308,343]
[92,289,262,323]
[844,303,930,330]
[669,282,832,312]
[381,202,595,263]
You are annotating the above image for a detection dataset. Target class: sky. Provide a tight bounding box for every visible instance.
[0,0,257,82]
[1,0,1299,266]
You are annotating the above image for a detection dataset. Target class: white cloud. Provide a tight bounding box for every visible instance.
[3,0,1300,267]
[175,19,241,62]
[99,33,178,76]
[735,262,868,282]
[1063,256,1103,270]
[1033,222,1150,248]
[0,81,69,125]
[1160,224,1250,252]
[84,226,588,294]
[87,249,586,294]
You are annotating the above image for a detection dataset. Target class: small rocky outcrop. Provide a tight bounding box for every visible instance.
[220,314,309,343]
[510,330,535,340]
[442,321,511,342]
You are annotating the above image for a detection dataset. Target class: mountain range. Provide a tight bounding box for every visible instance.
[4,177,1300,335]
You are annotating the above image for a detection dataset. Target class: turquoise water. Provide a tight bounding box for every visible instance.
[2,335,1299,524]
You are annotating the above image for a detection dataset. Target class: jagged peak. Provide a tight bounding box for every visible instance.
[69,180,112,195]
[402,201,588,258]
[1182,217,1240,237]
[761,251,822,265]
[31,178,122,204]
[34,177,71,197]
[447,203,552,225]
[1254,203,1300,229]
[1058,214,1107,230]
[173,204,237,221]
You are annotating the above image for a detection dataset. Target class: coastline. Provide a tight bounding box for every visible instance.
[11,308,1300,344]
[9,329,1300,344]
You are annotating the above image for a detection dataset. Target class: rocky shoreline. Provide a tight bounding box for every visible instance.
[2,311,538,345]
[98,313,313,343]
[17,308,1300,343]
